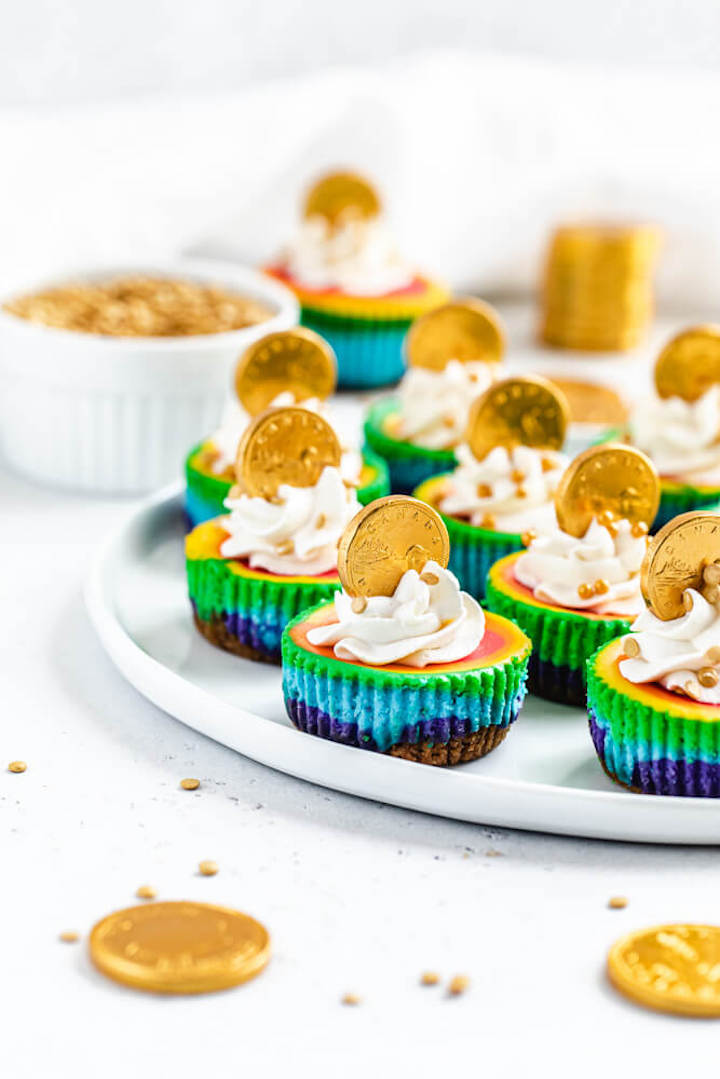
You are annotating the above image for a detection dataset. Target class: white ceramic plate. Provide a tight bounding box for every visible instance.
[85,486,720,844]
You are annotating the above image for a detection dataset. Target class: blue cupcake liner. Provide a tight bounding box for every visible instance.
[300,307,409,388]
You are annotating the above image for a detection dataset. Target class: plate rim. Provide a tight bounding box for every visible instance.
[84,484,720,845]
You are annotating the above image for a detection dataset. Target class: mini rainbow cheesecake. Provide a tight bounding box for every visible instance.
[281,495,531,765]
[264,170,447,388]
[185,326,389,528]
[588,511,720,796]
[186,407,360,663]
[484,443,659,706]
[413,375,570,600]
[362,300,505,494]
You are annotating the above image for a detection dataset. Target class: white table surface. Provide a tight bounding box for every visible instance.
[4,307,720,1077]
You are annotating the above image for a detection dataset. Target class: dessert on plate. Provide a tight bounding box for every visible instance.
[588,511,720,796]
[185,327,389,528]
[265,171,448,388]
[485,443,659,706]
[281,495,531,765]
[186,407,360,663]
[625,326,720,529]
[363,298,505,493]
[414,375,569,599]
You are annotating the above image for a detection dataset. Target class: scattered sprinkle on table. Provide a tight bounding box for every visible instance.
[180,778,200,791]
[485,849,503,857]
[341,993,361,1006]
[59,931,79,943]
[448,975,470,996]
[608,896,628,909]
[420,971,441,986]
[8,761,27,773]
[198,860,218,877]
[136,885,157,900]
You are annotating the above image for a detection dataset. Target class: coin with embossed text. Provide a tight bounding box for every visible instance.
[554,443,659,539]
[236,406,341,499]
[234,328,336,416]
[405,298,505,371]
[466,375,569,462]
[89,901,270,994]
[303,170,381,224]
[654,325,720,402]
[641,511,720,620]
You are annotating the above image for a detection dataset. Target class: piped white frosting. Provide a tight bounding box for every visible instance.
[514,518,647,616]
[306,561,484,667]
[283,215,414,296]
[619,589,720,704]
[393,361,496,450]
[630,385,720,484]
[439,444,568,533]
[220,466,360,576]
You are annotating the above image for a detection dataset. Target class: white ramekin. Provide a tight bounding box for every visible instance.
[0,260,299,494]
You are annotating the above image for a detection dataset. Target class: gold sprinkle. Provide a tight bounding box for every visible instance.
[699,667,719,688]
[684,678,699,696]
[515,486,527,499]
[199,860,219,877]
[608,896,628,910]
[578,583,594,600]
[8,761,26,773]
[631,521,648,538]
[341,993,361,1006]
[683,591,694,612]
[511,469,526,483]
[420,571,439,586]
[485,848,503,857]
[704,584,720,606]
[597,509,616,527]
[704,562,720,587]
[276,539,295,556]
[180,777,200,791]
[705,646,720,665]
[623,636,640,658]
[480,513,496,530]
[59,930,80,943]
[541,456,556,473]
[594,578,609,596]
[448,975,470,996]
[315,513,327,530]
[420,971,441,986]
[351,596,368,614]
[476,483,492,498]
[521,530,537,548]
[443,416,455,428]
[136,885,156,900]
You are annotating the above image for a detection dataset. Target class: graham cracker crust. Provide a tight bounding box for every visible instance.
[386,725,509,766]
[193,612,280,666]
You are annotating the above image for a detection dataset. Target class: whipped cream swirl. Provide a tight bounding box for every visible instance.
[514,518,647,616]
[392,361,496,450]
[630,385,720,484]
[307,561,484,667]
[283,215,414,296]
[439,444,568,533]
[220,466,360,576]
[619,589,720,704]
[209,392,362,488]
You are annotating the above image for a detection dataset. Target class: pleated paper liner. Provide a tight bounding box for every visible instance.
[363,398,457,494]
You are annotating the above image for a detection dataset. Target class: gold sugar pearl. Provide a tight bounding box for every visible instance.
[8,761,27,773]
[594,578,609,596]
[420,971,441,986]
[683,591,694,612]
[541,456,556,473]
[476,483,492,498]
[521,530,537,548]
[199,860,219,877]
[608,896,628,910]
[59,930,80,943]
[623,636,640,658]
[631,521,649,538]
[180,778,200,791]
[341,993,361,1006]
[420,571,439,586]
[443,416,455,428]
[704,562,720,587]
[698,667,719,688]
[480,513,496,530]
[684,678,700,697]
[351,596,368,614]
[577,583,594,600]
[136,885,157,900]
[276,539,295,556]
[511,469,526,483]
[315,513,327,530]
[597,509,616,527]
[515,486,527,499]
[703,584,720,605]
[448,975,470,996]
[705,646,720,665]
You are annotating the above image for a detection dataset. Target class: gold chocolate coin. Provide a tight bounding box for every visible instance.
[641,511,720,621]
[337,495,449,597]
[554,444,659,538]
[466,375,569,462]
[546,377,627,426]
[89,900,270,995]
[608,924,720,1017]
[237,406,341,499]
[234,328,336,416]
[405,298,505,370]
[303,170,381,225]
[654,325,720,402]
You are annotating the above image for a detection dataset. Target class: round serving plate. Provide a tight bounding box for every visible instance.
[85,486,720,844]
